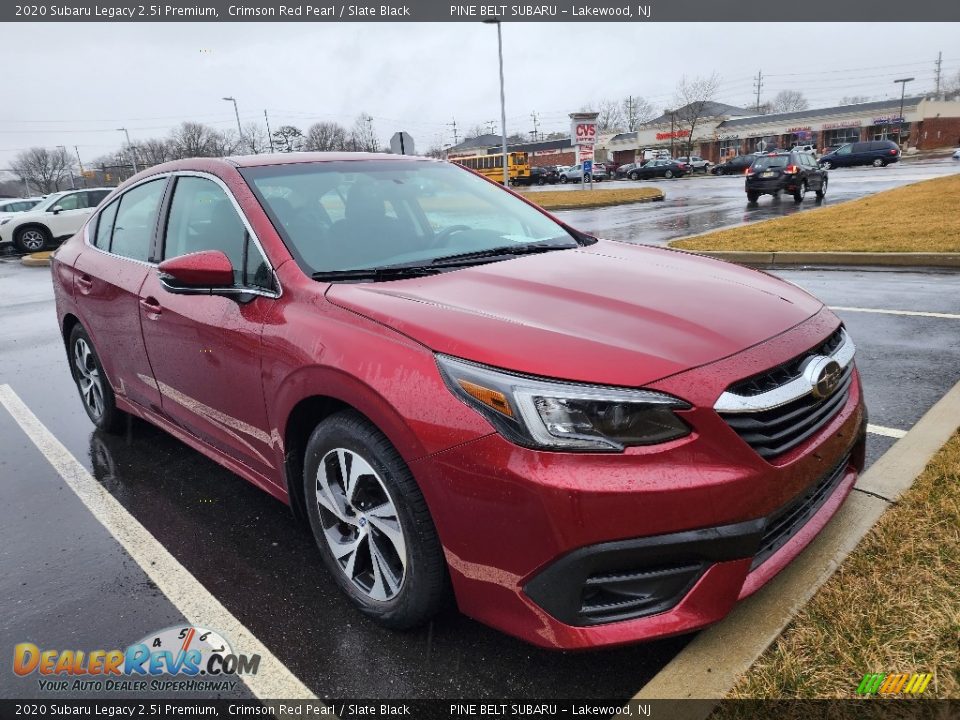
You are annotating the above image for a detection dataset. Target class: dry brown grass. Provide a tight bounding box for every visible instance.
[728,431,960,700]
[517,186,664,210]
[671,174,960,253]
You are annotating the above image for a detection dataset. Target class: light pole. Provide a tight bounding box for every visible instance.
[483,19,509,187]
[56,145,76,189]
[116,128,139,174]
[223,97,244,152]
[894,77,914,147]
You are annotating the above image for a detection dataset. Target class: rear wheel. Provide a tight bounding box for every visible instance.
[629,171,639,180]
[537,176,546,186]
[820,161,833,170]
[816,177,828,200]
[746,191,760,204]
[68,324,125,434]
[14,225,50,253]
[303,410,448,629]
[793,180,807,202]
[664,169,674,179]
[560,176,568,184]
[872,157,885,167]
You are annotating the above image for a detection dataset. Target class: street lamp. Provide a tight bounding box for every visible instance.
[894,77,914,147]
[56,145,76,189]
[483,19,509,187]
[116,128,139,174]
[223,97,244,152]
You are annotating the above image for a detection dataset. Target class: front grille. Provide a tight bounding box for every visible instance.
[728,326,845,397]
[750,453,851,571]
[721,364,853,459]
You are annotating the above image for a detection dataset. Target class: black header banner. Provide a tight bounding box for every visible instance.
[4,0,960,22]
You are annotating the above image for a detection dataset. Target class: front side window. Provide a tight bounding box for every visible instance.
[110,179,166,262]
[164,175,272,290]
[242,160,579,275]
[55,192,82,211]
[836,145,852,155]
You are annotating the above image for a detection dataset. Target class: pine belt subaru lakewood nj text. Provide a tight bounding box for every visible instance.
[52,153,866,649]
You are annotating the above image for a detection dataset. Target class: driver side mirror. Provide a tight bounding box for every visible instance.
[50,205,63,214]
[158,250,235,294]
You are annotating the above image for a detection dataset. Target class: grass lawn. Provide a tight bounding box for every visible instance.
[727,431,960,699]
[671,174,960,253]
[517,186,664,210]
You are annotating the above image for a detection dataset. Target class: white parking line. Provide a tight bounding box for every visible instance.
[830,306,960,320]
[0,384,316,701]
[866,424,908,439]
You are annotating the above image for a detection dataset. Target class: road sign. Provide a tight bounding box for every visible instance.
[390,131,415,155]
[583,160,593,174]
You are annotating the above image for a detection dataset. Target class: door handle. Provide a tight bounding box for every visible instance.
[76,273,93,292]
[139,296,162,316]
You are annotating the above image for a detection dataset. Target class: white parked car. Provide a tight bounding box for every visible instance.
[0,188,112,252]
[0,197,43,222]
[952,148,960,160]
[677,155,713,173]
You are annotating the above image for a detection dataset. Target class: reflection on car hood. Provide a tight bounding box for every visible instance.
[327,241,823,387]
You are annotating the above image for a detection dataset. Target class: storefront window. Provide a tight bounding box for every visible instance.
[824,128,861,147]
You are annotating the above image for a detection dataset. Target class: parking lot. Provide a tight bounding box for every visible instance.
[2,247,958,700]
[540,157,960,245]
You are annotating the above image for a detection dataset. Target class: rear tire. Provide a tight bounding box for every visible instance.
[67,324,125,434]
[872,157,885,167]
[793,180,807,202]
[815,177,828,200]
[303,410,448,630]
[746,191,760,204]
[560,176,568,184]
[629,171,639,180]
[820,161,833,170]
[664,169,674,179]
[14,225,51,253]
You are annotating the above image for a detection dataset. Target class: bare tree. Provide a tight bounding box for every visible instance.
[304,121,349,151]
[594,99,625,132]
[839,95,872,105]
[942,70,960,95]
[11,147,76,193]
[672,73,722,158]
[272,125,304,153]
[349,114,381,152]
[137,138,173,168]
[241,123,271,154]
[622,96,655,131]
[771,90,809,113]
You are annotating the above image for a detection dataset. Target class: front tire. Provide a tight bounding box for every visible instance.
[303,410,447,629]
[820,161,833,170]
[560,176,568,184]
[816,177,828,200]
[68,324,125,434]
[14,225,51,253]
[664,169,674,179]
[629,171,639,180]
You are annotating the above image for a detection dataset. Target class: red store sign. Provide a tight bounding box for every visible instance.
[655,130,691,141]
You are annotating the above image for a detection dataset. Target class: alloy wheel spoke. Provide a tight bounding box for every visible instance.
[366,511,406,568]
[316,463,350,523]
[345,453,375,507]
[369,538,401,597]
[331,532,365,578]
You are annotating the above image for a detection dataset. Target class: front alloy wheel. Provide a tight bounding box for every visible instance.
[315,448,406,602]
[15,226,49,252]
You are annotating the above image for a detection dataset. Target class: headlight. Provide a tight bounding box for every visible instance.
[437,354,691,452]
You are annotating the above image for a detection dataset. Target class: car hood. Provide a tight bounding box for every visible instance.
[326,241,824,387]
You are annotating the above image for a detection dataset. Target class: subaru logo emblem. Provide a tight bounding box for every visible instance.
[803,356,843,399]
[358,517,367,527]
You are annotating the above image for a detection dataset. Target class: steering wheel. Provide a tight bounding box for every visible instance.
[431,224,471,248]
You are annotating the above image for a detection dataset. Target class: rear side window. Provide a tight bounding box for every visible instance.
[94,200,119,249]
[110,179,166,262]
[87,190,110,207]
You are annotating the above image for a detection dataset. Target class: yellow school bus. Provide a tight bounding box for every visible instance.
[451,152,531,185]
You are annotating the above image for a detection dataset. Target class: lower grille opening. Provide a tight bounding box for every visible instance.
[579,564,704,624]
[750,453,851,571]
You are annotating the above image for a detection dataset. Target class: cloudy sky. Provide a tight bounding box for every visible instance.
[1,22,958,172]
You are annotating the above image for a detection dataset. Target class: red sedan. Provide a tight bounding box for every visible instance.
[52,153,866,649]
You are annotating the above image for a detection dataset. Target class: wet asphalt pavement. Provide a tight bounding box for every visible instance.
[543,157,960,245]
[1,206,959,700]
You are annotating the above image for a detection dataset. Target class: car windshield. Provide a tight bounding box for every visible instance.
[751,156,789,170]
[241,160,579,275]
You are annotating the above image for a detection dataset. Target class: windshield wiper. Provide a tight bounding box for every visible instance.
[428,240,577,268]
[311,265,440,282]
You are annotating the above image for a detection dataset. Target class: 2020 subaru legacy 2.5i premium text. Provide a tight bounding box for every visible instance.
[51,153,866,650]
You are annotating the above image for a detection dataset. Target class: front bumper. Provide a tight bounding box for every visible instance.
[413,309,866,649]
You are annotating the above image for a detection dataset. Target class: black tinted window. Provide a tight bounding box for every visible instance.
[87,190,110,206]
[110,179,166,261]
[94,200,119,249]
[244,238,273,291]
[752,156,788,169]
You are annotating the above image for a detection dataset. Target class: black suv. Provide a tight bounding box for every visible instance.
[712,155,756,175]
[819,140,901,169]
[745,151,828,203]
[525,166,560,185]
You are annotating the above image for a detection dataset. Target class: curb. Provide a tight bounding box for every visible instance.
[21,252,52,267]
[674,250,960,268]
[526,191,665,211]
[622,377,960,714]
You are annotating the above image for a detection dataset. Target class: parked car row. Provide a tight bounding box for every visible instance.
[0,188,113,252]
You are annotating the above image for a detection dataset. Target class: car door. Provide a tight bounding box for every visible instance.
[805,153,825,189]
[832,144,853,167]
[73,178,169,413]
[44,190,94,240]
[137,173,278,479]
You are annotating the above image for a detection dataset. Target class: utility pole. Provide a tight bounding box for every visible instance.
[74,146,86,187]
[753,70,763,113]
[264,109,274,153]
[116,128,139,174]
[530,111,540,142]
[448,118,459,146]
[934,51,943,97]
[669,110,676,157]
[894,77,914,147]
[626,95,634,131]
[222,97,244,152]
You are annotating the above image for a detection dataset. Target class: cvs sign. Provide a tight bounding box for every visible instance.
[571,121,597,146]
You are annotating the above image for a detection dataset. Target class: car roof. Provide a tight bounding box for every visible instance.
[226,151,436,168]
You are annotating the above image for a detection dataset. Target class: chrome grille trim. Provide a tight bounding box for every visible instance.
[715,328,855,414]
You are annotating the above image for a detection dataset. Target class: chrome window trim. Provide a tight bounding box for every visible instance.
[83,170,282,299]
[714,329,855,414]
